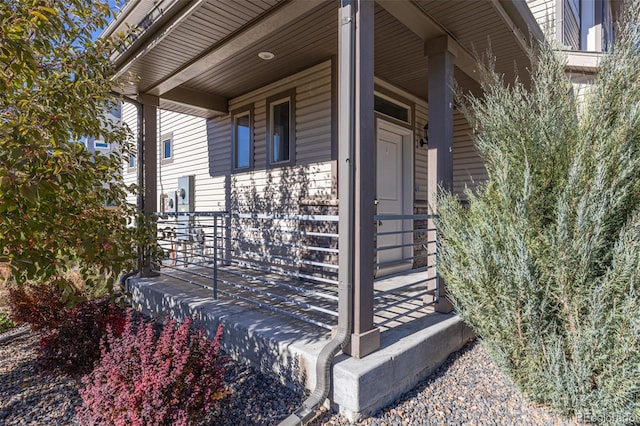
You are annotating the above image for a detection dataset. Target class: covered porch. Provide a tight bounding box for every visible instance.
[109,0,540,420]
[127,255,471,420]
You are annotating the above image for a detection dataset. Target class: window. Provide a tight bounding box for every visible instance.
[95,140,109,149]
[128,154,136,170]
[161,133,173,164]
[374,94,411,124]
[267,91,295,166]
[232,107,253,170]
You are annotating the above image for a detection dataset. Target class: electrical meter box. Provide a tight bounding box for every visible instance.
[177,175,195,213]
[160,192,177,214]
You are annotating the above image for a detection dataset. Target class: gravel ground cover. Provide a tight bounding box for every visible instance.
[1,331,579,426]
[0,331,303,426]
[312,342,580,426]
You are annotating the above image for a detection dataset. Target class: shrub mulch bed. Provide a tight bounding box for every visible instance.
[0,330,303,426]
[1,330,581,426]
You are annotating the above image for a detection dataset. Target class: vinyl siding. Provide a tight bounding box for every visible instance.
[229,162,335,214]
[122,102,139,207]
[156,111,226,212]
[227,60,334,168]
[453,110,486,200]
[122,104,226,212]
[213,60,336,213]
[122,59,485,213]
[414,102,428,203]
[527,0,557,41]
[121,61,335,214]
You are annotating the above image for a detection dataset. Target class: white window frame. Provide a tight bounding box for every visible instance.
[232,106,253,171]
[94,140,109,149]
[267,91,295,167]
[374,91,412,125]
[127,153,136,172]
[161,133,173,164]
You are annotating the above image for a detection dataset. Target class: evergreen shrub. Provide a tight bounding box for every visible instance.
[77,314,227,426]
[437,5,640,424]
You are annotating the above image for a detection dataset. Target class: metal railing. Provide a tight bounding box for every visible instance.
[151,212,439,330]
[373,213,439,315]
[154,211,339,329]
[374,213,433,269]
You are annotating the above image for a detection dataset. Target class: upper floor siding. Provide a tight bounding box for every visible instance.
[527,0,617,52]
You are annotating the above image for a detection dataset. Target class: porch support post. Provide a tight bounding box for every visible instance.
[139,94,158,277]
[426,35,455,313]
[345,0,380,358]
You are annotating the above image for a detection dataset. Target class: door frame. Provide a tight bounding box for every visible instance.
[375,118,414,276]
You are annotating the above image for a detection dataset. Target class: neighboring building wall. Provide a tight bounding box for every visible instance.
[528,0,617,52]
[86,103,122,155]
[122,101,139,207]
[528,0,557,40]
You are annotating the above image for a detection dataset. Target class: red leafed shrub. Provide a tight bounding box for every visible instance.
[7,279,68,331]
[77,313,227,426]
[37,301,127,372]
[8,281,127,373]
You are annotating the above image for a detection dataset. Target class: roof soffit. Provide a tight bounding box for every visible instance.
[146,0,328,97]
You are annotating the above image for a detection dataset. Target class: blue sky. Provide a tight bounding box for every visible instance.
[91,0,123,40]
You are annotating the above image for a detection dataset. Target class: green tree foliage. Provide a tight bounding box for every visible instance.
[437,4,640,424]
[0,0,139,298]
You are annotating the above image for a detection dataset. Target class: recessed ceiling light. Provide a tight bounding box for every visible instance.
[258,51,275,60]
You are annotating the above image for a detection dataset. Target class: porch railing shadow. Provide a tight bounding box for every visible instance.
[151,211,438,333]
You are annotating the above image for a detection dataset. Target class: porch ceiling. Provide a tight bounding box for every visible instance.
[113,0,536,117]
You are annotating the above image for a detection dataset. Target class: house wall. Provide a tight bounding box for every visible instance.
[453,110,486,201]
[122,102,139,207]
[569,73,596,107]
[527,0,557,40]
[562,0,581,49]
[121,61,336,214]
[209,60,336,214]
[122,59,486,236]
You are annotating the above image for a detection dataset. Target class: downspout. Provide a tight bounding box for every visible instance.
[118,269,138,293]
[279,1,356,424]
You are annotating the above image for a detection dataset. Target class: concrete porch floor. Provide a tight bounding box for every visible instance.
[125,268,473,421]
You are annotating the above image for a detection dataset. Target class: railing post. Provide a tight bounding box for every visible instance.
[213,214,218,300]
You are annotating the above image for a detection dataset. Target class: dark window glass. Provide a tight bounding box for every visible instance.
[163,139,172,159]
[374,95,409,123]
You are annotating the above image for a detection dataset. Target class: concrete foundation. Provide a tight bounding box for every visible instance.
[126,273,473,420]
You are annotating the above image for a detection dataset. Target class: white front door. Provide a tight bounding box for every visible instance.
[376,119,413,277]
